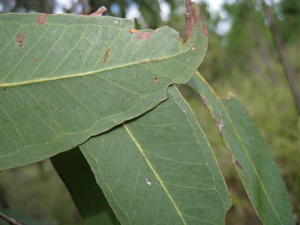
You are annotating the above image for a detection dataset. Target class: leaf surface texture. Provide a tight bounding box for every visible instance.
[187,72,294,225]
[81,86,231,225]
[0,11,207,169]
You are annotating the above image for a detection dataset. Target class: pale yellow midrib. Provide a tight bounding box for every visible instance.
[0,48,190,88]
[123,124,187,225]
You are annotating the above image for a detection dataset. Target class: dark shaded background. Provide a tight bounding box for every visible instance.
[0,0,299,224]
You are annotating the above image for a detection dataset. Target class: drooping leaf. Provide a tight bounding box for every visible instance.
[80,86,231,225]
[187,72,294,225]
[0,1,207,169]
[51,147,120,225]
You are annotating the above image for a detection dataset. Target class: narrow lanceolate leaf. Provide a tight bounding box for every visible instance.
[0,1,207,169]
[187,72,294,225]
[80,86,231,225]
[51,148,119,225]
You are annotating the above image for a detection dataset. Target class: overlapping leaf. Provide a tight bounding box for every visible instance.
[51,148,119,225]
[0,2,207,169]
[80,86,231,225]
[187,72,294,225]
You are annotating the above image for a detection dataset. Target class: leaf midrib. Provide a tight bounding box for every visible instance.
[0,48,190,88]
[195,73,283,225]
[123,124,187,225]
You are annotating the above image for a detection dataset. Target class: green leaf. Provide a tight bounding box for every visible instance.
[51,147,119,225]
[0,6,207,169]
[187,72,294,225]
[80,86,231,225]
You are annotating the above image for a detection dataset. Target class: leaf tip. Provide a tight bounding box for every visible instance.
[184,0,208,43]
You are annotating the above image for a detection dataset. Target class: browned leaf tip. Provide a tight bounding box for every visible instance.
[37,13,48,25]
[102,48,111,63]
[184,0,207,41]
[16,33,25,48]
[90,6,107,16]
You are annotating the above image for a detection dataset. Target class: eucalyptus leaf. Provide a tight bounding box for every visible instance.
[187,72,295,225]
[51,147,119,225]
[80,86,231,225]
[0,2,207,169]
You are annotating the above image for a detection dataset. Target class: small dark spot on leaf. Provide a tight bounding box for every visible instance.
[1,87,7,95]
[153,77,160,82]
[16,33,25,48]
[102,48,111,63]
[234,160,243,169]
[37,13,48,25]
[32,58,39,62]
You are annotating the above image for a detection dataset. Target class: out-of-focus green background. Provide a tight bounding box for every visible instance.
[0,0,299,224]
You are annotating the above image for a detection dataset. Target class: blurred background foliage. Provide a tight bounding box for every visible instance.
[0,0,299,224]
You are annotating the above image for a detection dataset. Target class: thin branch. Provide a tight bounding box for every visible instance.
[260,0,300,115]
[0,212,28,225]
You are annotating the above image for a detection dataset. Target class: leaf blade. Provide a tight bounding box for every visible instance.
[187,72,294,225]
[81,86,231,225]
[0,9,207,169]
[51,147,119,225]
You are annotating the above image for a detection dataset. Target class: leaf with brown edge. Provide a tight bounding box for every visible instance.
[187,72,295,225]
[0,2,207,169]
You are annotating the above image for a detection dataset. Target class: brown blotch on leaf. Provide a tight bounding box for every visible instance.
[202,23,208,37]
[37,13,48,25]
[153,77,160,82]
[184,0,202,42]
[137,31,153,40]
[90,6,107,16]
[200,15,209,37]
[32,58,39,62]
[102,48,111,63]
[16,33,25,48]
[234,160,243,169]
